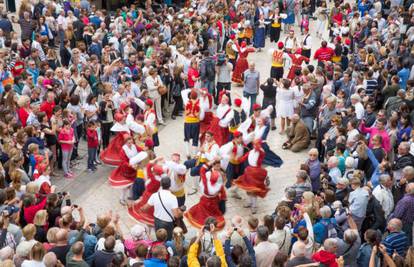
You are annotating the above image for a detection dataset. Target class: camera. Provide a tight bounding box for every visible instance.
[233,227,238,232]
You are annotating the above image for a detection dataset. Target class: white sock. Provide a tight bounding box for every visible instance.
[120,188,129,201]
[193,176,199,190]
[184,141,190,157]
[251,196,257,208]
[191,146,198,157]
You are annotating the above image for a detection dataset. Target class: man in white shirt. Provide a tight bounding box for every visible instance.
[350,94,365,120]
[372,174,394,219]
[254,225,279,267]
[32,34,46,61]
[143,177,182,240]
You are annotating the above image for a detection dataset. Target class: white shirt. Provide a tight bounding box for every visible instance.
[165,161,187,194]
[354,102,365,120]
[122,144,138,159]
[148,189,178,222]
[372,185,394,218]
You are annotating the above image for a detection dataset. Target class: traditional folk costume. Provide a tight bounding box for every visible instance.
[231,41,255,84]
[239,106,283,168]
[199,88,214,138]
[220,131,245,191]
[269,13,285,43]
[184,134,220,194]
[287,52,309,80]
[143,100,160,147]
[100,113,130,166]
[253,18,266,49]
[228,98,248,140]
[129,152,149,201]
[184,164,226,230]
[165,159,187,206]
[225,34,238,69]
[181,89,201,158]
[207,92,232,146]
[269,42,291,81]
[108,135,141,205]
[301,30,312,58]
[234,140,269,213]
[128,163,167,226]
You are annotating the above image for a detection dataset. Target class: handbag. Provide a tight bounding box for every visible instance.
[157,85,168,95]
[157,192,188,234]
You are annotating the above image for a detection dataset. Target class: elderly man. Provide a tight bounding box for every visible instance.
[243,62,260,115]
[298,84,317,134]
[312,238,340,266]
[286,242,313,267]
[335,216,361,266]
[372,174,394,219]
[283,114,310,152]
[394,166,414,203]
[291,170,312,198]
[254,225,279,267]
[383,218,409,256]
[393,142,414,181]
[384,89,406,117]
[350,94,365,120]
[394,183,414,245]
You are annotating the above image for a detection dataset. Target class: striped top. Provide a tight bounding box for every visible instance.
[364,79,378,97]
[383,231,409,257]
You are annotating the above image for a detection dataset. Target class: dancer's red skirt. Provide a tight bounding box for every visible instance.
[184,195,225,230]
[100,132,125,166]
[234,166,269,198]
[207,117,229,146]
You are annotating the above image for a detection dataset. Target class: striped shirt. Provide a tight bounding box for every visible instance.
[383,232,409,256]
[364,79,378,97]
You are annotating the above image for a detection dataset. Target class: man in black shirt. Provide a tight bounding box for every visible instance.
[91,236,116,267]
[49,229,71,266]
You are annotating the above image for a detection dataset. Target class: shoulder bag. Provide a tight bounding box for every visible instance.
[157,192,188,234]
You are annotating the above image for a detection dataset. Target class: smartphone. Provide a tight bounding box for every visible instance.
[73,204,78,208]
[66,198,71,206]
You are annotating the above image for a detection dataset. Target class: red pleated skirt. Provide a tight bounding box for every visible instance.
[100,133,125,166]
[108,162,136,188]
[128,180,160,226]
[232,57,248,84]
[207,117,229,146]
[184,195,225,230]
[234,166,269,198]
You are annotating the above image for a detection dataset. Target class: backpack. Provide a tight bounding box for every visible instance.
[321,219,338,241]
[203,59,216,80]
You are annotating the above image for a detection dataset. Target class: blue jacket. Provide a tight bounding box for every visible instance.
[143,258,168,267]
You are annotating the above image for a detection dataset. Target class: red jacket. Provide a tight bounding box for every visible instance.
[86,129,99,148]
[18,107,29,127]
[314,47,334,62]
[312,250,338,267]
[24,197,47,224]
[40,101,56,119]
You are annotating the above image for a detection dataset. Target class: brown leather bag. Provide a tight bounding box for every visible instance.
[157,85,168,96]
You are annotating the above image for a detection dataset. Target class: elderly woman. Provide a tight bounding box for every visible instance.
[145,68,165,124]
[124,224,152,257]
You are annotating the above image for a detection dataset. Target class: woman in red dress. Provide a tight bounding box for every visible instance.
[109,134,141,205]
[185,161,226,230]
[287,49,309,80]
[206,92,232,146]
[100,113,130,166]
[234,139,269,214]
[128,160,167,226]
[231,41,255,84]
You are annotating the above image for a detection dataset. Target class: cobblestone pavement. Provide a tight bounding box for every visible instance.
[52,23,323,236]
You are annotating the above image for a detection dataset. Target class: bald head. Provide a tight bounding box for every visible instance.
[55,229,68,244]
[43,252,58,267]
[388,218,402,232]
[231,215,243,228]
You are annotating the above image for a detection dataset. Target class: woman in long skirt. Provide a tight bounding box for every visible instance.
[253,15,266,51]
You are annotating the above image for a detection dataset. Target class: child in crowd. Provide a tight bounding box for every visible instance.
[58,120,75,178]
[86,121,99,173]
[247,216,259,246]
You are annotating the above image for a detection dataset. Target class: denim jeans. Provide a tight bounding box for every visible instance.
[62,148,73,175]
[243,92,257,115]
[302,116,314,134]
[202,80,215,95]
[87,147,97,170]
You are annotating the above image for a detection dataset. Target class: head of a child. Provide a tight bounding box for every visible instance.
[88,121,96,130]
[28,143,39,155]
[62,120,71,131]
[247,216,259,231]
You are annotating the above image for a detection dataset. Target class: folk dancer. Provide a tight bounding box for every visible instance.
[231,41,255,85]
[269,42,291,81]
[234,139,269,214]
[184,160,226,230]
[100,112,130,166]
[108,134,141,205]
[184,131,220,195]
[220,131,245,199]
[165,153,187,207]
[181,89,201,159]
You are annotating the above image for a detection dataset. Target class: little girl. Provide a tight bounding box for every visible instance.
[335,90,346,111]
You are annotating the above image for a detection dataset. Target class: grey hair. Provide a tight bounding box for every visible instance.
[403,166,414,178]
[256,225,269,242]
[292,242,306,257]
[344,229,359,244]
[379,174,391,185]
[296,170,309,181]
[407,183,414,195]
[400,142,410,151]
[388,218,403,232]
[320,206,332,219]
[324,238,338,252]
[285,187,297,200]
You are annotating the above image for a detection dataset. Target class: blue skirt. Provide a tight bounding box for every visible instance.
[283,13,295,25]
[254,27,266,48]
[262,143,283,167]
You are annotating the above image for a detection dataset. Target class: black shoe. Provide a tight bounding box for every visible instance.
[171,115,176,120]
[271,126,276,131]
